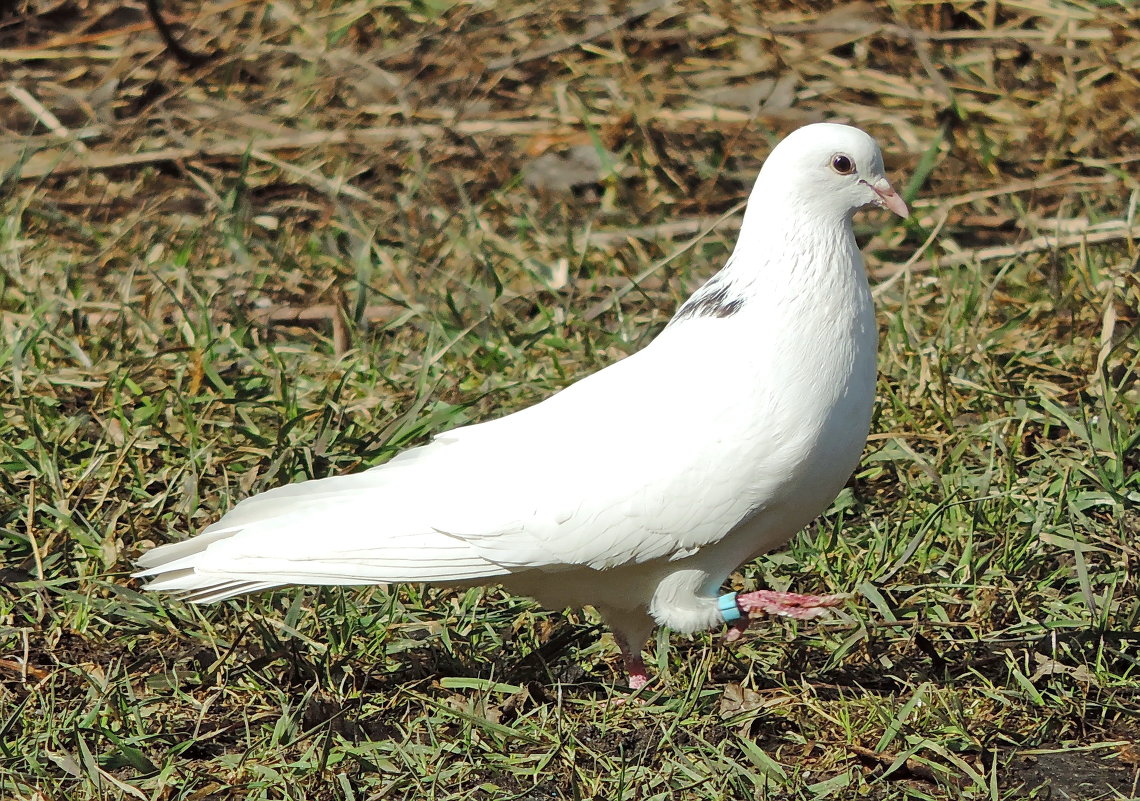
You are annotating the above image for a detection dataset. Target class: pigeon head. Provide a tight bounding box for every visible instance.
[759,123,908,221]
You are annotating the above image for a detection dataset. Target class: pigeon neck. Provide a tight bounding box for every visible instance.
[668,176,868,328]
[739,187,858,245]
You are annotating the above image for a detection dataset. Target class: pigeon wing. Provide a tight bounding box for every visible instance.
[136,328,765,596]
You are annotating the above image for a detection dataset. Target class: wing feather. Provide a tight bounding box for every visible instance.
[137,322,774,600]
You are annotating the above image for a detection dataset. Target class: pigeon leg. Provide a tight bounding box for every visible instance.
[723,616,751,643]
[604,610,654,691]
[615,633,649,690]
[734,590,849,620]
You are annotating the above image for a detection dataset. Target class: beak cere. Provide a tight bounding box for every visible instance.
[870,178,909,218]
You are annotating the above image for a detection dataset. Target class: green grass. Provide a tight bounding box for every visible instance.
[2,0,1139,798]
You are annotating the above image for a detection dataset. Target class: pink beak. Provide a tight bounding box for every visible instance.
[871,178,909,218]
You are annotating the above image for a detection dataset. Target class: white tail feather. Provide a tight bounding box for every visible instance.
[134,437,516,601]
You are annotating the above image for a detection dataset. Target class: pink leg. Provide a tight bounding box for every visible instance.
[734,590,849,620]
[723,617,751,643]
[616,634,649,691]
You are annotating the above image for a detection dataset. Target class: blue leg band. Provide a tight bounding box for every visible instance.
[718,592,742,623]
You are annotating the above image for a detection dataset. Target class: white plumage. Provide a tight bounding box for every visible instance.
[136,123,908,688]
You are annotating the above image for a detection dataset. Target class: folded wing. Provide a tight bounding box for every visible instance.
[137,328,766,601]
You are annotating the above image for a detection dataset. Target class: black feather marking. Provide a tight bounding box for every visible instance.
[670,274,745,324]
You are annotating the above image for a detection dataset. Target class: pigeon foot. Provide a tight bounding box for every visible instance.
[735,590,849,621]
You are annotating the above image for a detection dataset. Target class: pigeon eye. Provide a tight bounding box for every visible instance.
[831,154,855,175]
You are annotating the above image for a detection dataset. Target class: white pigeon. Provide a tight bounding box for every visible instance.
[136,123,908,690]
